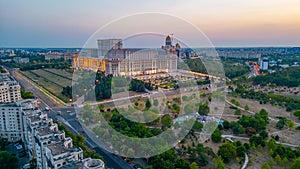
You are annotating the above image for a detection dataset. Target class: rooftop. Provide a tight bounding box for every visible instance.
[48,141,81,156]
[37,126,55,136]
[48,142,68,156]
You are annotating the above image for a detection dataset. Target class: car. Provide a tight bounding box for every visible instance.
[45,107,50,111]
[66,110,72,113]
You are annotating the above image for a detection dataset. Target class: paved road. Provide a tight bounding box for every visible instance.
[12,70,62,109]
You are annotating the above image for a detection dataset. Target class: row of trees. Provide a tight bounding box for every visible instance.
[184,58,250,79]
[253,66,300,87]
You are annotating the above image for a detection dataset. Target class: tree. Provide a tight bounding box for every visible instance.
[286,120,295,129]
[0,138,8,150]
[281,157,289,168]
[198,103,209,115]
[21,88,35,99]
[259,130,268,139]
[250,136,265,147]
[234,109,242,115]
[217,142,236,163]
[222,120,230,129]
[145,99,152,109]
[267,138,276,151]
[276,118,285,129]
[274,154,281,164]
[261,163,271,169]
[214,156,225,169]
[95,71,112,100]
[294,110,300,120]
[192,121,203,131]
[0,151,18,169]
[244,104,249,110]
[211,129,222,143]
[189,162,199,169]
[291,157,300,169]
[174,158,190,169]
[161,115,173,128]
[236,145,246,157]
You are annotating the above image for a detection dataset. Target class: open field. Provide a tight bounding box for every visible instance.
[31,69,72,87]
[21,69,73,102]
[44,68,81,81]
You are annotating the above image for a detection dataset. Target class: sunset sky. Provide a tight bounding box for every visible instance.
[0,0,299,47]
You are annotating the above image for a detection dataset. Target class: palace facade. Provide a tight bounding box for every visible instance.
[73,36,180,77]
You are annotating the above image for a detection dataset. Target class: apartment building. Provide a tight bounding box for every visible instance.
[0,74,21,102]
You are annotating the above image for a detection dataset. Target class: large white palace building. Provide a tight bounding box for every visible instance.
[73,35,180,77]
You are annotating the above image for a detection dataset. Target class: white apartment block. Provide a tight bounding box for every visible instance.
[21,100,104,169]
[0,99,104,169]
[0,102,23,142]
[0,74,21,102]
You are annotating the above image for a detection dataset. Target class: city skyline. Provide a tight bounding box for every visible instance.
[1,0,300,47]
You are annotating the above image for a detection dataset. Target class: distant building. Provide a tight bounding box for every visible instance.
[13,57,29,63]
[45,52,63,60]
[104,36,178,76]
[259,57,269,70]
[0,74,21,102]
[73,36,179,76]
[97,39,122,57]
[63,52,79,61]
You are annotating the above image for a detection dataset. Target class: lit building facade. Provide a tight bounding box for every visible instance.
[73,36,179,77]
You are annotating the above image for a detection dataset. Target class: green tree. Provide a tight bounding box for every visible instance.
[236,145,246,157]
[0,151,18,169]
[222,120,230,129]
[234,109,242,115]
[244,104,249,110]
[294,110,300,120]
[161,115,173,128]
[146,99,152,109]
[217,142,236,163]
[198,103,209,115]
[192,121,203,131]
[214,156,225,169]
[189,162,199,169]
[261,163,271,169]
[211,129,222,143]
[259,130,268,139]
[274,154,281,164]
[291,157,300,169]
[174,158,190,169]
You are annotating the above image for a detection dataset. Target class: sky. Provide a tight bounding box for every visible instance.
[0,0,299,48]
